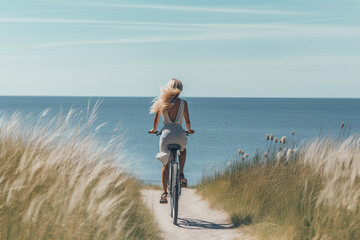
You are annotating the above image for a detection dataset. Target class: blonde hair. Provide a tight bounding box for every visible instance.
[150,78,183,115]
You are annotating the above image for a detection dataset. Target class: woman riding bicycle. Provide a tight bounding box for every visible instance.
[149,79,194,204]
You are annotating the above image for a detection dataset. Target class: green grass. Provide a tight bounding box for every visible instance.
[0,108,160,240]
[197,135,360,240]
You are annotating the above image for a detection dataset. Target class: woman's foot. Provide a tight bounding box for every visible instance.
[180,173,188,187]
[160,192,168,204]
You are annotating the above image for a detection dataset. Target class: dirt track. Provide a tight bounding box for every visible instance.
[141,189,252,240]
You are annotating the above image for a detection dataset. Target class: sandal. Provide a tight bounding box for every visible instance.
[160,192,168,204]
[180,173,188,188]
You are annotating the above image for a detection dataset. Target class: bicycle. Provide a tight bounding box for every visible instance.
[150,130,190,225]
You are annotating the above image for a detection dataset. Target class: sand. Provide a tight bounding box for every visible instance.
[141,189,252,240]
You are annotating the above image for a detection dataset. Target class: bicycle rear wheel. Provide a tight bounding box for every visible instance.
[171,163,179,225]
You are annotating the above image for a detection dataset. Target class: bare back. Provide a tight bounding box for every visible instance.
[167,99,181,122]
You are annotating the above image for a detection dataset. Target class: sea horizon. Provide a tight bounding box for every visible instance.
[1,95,360,100]
[1,96,360,184]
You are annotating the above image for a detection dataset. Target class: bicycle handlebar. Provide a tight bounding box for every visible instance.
[148,131,191,136]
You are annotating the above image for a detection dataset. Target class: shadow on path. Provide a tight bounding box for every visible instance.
[177,218,235,230]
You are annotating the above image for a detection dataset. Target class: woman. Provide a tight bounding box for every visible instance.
[149,79,194,204]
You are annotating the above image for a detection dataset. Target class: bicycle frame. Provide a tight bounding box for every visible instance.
[150,130,190,225]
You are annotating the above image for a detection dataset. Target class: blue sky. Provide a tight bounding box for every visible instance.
[1,0,360,97]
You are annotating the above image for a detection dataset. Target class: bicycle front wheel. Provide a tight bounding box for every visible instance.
[172,183,179,225]
[169,164,174,218]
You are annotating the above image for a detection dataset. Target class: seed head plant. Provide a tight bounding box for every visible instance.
[0,105,159,240]
[199,131,360,240]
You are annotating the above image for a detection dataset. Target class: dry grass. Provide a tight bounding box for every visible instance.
[198,133,360,240]
[0,106,159,240]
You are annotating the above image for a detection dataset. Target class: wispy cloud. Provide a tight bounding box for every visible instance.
[3,54,359,67]
[0,18,128,25]
[107,56,360,68]
[26,24,360,49]
[0,18,205,31]
[37,0,303,15]
[208,56,360,66]
[27,34,232,49]
[80,2,301,15]
[3,17,359,31]
[291,15,360,23]
[1,9,74,15]
[76,24,204,32]
[0,17,304,34]
[4,18,360,49]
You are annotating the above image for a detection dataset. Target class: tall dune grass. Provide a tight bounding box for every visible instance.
[198,132,360,239]
[0,106,159,240]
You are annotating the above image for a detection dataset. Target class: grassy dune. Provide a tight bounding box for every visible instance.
[198,133,360,239]
[0,108,159,240]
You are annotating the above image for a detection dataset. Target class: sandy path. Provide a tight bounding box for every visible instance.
[141,189,252,240]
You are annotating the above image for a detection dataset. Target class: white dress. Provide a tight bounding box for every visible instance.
[156,99,187,165]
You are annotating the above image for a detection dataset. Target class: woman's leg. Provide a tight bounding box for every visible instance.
[179,148,186,175]
[162,163,169,193]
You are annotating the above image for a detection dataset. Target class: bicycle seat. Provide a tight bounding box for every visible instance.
[167,144,181,151]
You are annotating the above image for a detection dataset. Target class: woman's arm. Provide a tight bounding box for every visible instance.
[183,101,194,134]
[149,112,160,133]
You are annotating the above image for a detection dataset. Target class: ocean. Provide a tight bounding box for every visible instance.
[1,96,360,185]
